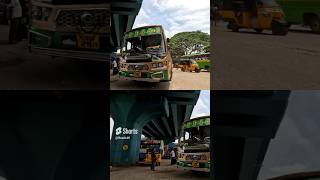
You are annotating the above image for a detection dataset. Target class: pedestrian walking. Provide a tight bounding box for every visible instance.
[112,59,118,75]
[150,149,157,171]
[170,148,176,165]
[6,0,22,44]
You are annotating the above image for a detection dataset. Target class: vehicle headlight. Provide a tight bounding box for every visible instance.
[32,6,42,20]
[152,63,157,68]
[32,6,51,21]
[158,62,163,67]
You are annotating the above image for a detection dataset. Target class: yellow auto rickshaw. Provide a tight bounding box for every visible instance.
[219,0,288,35]
[179,59,200,73]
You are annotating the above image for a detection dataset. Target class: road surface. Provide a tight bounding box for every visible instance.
[212,22,320,89]
[110,68,210,90]
[110,159,210,180]
[0,25,107,90]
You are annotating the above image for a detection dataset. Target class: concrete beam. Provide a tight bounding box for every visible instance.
[171,104,179,137]
[239,138,270,180]
[184,105,194,122]
[161,116,172,137]
[142,129,153,137]
[151,119,166,137]
[145,124,159,137]
[112,14,121,47]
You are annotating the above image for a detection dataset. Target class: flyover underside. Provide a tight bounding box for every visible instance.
[213,91,290,180]
[110,0,142,52]
[110,91,200,166]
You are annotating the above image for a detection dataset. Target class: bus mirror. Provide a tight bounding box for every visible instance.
[167,38,170,43]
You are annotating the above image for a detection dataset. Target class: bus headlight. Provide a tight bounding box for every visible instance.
[158,62,163,67]
[32,6,42,20]
[32,6,51,21]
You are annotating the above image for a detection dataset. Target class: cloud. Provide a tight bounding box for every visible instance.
[133,0,210,38]
[191,90,210,119]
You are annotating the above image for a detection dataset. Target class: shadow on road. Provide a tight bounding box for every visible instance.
[289,29,319,35]
[0,57,25,68]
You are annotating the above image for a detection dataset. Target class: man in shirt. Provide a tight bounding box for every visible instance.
[170,149,176,165]
[6,0,22,44]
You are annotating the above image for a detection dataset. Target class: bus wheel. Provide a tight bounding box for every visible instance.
[229,21,239,32]
[196,69,201,73]
[310,17,320,33]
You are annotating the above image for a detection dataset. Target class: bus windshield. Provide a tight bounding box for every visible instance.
[125,34,165,55]
[185,126,210,146]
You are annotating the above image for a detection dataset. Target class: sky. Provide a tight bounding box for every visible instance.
[133,0,210,38]
[258,92,320,179]
[110,90,210,139]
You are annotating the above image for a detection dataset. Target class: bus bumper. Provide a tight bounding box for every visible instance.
[28,45,109,61]
[118,70,167,82]
[176,161,210,172]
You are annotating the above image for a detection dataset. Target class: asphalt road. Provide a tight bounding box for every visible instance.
[110,68,210,90]
[212,22,320,89]
[0,25,107,90]
[110,159,210,180]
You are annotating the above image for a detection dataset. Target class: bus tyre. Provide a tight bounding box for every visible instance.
[229,21,239,32]
[309,17,320,33]
[196,69,201,73]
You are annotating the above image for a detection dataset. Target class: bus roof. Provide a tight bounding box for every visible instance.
[124,25,164,39]
[184,116,210,129]
[181,53,210,58]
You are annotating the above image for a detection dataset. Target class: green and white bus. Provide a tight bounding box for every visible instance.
[28,0,110,61]
[177,116,210,172]
[119,25,173,82]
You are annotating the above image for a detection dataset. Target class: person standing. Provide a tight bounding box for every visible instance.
[112,59,118,75]
[170,148,176,165]
[150,149,157,171]
[6,0,22,44]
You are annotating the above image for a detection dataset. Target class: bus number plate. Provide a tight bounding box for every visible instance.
[77,34,100,49]
[134,71,141,78]
[192,161,199,168]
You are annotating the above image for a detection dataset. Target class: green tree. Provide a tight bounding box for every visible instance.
[169,31,210,58]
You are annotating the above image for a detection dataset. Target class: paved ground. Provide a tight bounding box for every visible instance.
[110,159,210,180]
[0,25,107,90]
[110,68,210,90]
[212,22,320,89]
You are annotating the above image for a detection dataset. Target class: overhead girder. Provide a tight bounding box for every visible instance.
[142,129,152,137]
[151,119,166,137]
[213,91,291,180]
[161,116,172,137]
[110,0,142,50]
[144,123,160,137]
